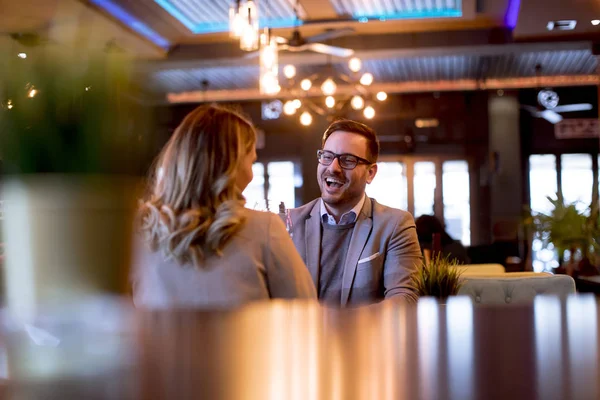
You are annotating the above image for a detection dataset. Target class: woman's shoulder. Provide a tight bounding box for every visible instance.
[240,208,281,230]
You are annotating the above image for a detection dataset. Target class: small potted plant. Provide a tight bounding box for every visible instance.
[410,253,465,300]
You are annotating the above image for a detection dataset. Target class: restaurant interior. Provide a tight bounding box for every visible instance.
[1,0,600,398]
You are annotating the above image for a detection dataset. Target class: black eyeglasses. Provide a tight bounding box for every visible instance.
[317,150,373,170]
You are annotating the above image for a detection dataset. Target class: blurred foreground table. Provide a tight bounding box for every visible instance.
[3,295,600,400]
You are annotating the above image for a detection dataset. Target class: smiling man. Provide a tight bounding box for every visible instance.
[289,119,422,306]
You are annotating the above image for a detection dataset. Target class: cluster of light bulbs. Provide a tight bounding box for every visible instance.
[280,57,387,125]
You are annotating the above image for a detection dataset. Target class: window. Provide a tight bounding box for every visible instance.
[267,161,296,212]
[413,161,436,218]
[442,160,471,246]
[528,153,597,272]
[243,163,266,210]
[243,161,297,212]
[529,155,559,272]
[366,162,407,210]
[367,157,471,244]
[529,155,558,215]
[561,154,593,214]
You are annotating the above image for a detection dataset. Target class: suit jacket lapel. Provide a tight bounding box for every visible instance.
[304,202,322,287]
[340,197,374,306]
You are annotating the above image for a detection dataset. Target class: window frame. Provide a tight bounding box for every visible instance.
[244,157,302,211]
[376,154,476,245]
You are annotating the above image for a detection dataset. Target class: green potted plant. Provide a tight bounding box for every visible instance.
[0,46,148,322]
[410,253,465,300]
[526,193,600,276]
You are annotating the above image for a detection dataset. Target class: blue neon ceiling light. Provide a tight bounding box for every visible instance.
[155,0,461,35]
[154,0,301,34]
[154,0,198,32]
[504,0,521,29]
[355,10,462,23]
[334,0,462,21]
[90,0,171,49]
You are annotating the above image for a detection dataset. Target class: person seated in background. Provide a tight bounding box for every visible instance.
[132,104,316,309]
[415,215,470,265]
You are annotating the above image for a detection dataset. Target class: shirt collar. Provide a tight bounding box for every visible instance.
[320,194,366,225]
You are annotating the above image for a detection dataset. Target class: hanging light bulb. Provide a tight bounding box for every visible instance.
[300,78,312,91]
[239,0,259,51]
[351,95,364,110]
[260,30,277,69]
[259,29,279,95]
[320,78,337,96]
[376,91,387,101]
[284,100,297,115]
[348,57,362,73]
[300,111,313,126]
[360,72,374,86]
[363,105,375,119]
[246,0,259,29]
[325,96,335,108]
[240,28,258,51]
[229,0,244,38]
[292,99,302,109]
[260,73,280,95]
[240,24,259,51]
[283,64,296,79]
[6,99,13,110]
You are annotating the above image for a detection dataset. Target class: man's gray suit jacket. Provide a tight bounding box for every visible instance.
[289,197,422,306]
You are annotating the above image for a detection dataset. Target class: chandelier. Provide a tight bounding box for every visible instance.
[278,57,387,126]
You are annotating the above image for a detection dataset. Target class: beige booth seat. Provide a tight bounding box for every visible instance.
[454,263,505,276]
[457,272,576,305]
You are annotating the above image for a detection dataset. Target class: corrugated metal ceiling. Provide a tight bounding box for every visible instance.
[148,49,598,93]
[152,0,463,34]
[154,0,303,34]
[486,50,597,77]
[329,0,462,18]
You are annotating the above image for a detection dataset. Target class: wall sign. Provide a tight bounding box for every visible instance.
[554,119,599,139]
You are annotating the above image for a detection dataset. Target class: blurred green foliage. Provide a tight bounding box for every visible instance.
[0,47,148,175]
[525,193,600,262]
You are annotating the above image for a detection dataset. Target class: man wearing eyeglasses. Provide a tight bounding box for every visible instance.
[289,119,422,306]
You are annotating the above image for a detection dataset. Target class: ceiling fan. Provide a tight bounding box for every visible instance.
[269,27,355,57]
[246,0,355,58]
[245,27,355,58]
[522,65,593,124]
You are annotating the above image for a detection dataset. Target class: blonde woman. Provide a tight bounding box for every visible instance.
[132,105,316,308]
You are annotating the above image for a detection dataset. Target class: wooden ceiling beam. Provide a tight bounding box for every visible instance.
[165,75,599,103]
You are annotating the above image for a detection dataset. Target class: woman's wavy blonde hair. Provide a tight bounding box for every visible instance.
[138,104,256,267]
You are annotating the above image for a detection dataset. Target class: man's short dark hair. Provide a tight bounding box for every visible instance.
[321,119,380,162]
